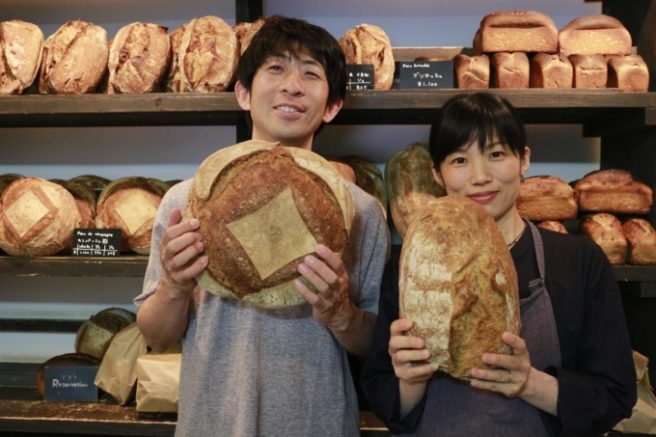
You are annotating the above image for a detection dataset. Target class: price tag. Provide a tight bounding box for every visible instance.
[72,229,122,257]
[44,366,99,402]
[398,60,454,89]
[346,64,374,91]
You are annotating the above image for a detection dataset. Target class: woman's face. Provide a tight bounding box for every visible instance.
[434,137,530,224]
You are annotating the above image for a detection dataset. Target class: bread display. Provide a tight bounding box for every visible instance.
[385,143,446,238]
[537,220,568,234]
[581,213,628,265]
[233,18,266,55]
[0,20,44,94]
[339,24,395,90]
[167,16,238,93]
[187,140,354,309]
[559,14,632,56]
[623,218,656,265]
[516,175,578,221]
[473,10,558,54]
[0,177,81,256]
[107,22,171,94]
[399,195,520,380]
[574,169,653,214]
[454,54,490,89]
[607,54,649,92]
[39,20,108,94]
[75,307,136,360]
[529,53,573,88]
[52,179,97,229]
[491,52,529,89]
[95,177,168,254]
[570,54,608,89]
[36,353,99,398]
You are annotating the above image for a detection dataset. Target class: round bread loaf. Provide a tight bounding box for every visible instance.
[339,24,395,90]
[0,177,81,256]
[95,177,168,254]
[400,195,521,380]
[516,175,578,221]
[36,352,99,397]
[187,140,354,309]
[622,218,656,265]
[0,20,44,94]
[52,179,97,229]
[233,18,266,55]
[76,307,136,360]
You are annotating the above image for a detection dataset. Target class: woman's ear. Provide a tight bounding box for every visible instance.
[431,166,445,188]
[234,81,252,111]
[521,146,531,176]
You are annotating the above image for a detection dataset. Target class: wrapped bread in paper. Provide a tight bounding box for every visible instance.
[39,20,108,94]
[135,353,181,413]
[0,20,44,94]
[400,195,521,380]
[108,22,171,94]
[95,177,168,254]
[0,177,81,256]
[187,140,354,309]
[339,23,395,90]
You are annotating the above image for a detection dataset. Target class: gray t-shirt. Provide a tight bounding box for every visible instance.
[135,179,390,437]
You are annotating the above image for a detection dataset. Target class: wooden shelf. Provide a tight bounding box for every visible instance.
[0,256,147,277]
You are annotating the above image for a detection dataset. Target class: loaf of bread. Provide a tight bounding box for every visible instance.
[516,175,578,221]
[39,20,108,94]
[339,156,388,218]
[491,52,529,89]
[167,16,238,93]
[0,20,44,94]
[187,140,354,309]
[574,169,653,214]
[108,22,171,94]
[76,307,136,360]
[454,54,490,89]
[95,177,168,254]
[339,24,395,90]
[0,177,81,256]
[559,14,632,56]
[570,54,608,89]
[385,143,446,238]
[607,54,649,92]
[36,353,99,398]
[473,10,558,54]
[537,220,568,234]
[52,179,96,229]
[327,159,356,183]
[581,213,628,265]
[233,18,266,55]
[623,218,656,265]
[400,195,520,380]
[530,53,573,88]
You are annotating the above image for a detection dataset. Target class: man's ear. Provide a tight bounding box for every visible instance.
[431,166,445,189]
[521,146,531,176]
[234,81,252,111]
[322,99,343,124]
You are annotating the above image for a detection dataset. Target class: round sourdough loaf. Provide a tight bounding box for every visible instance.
[187,140,354,309]
[399,195,521,380]
[339,23,395,90]
[75,307,136,360]
[622,218,656,266]
[0,20,44,94]
[53,179,97,229]
[0,177,81,256]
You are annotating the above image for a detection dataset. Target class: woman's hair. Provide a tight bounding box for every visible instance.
[235,15,347,106]
[429,92,527,167]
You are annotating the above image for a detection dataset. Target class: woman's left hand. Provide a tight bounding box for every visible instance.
[469,331,532,398]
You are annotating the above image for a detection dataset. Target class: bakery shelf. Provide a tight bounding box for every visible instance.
[0,256,147,277]
[0,319,83,333]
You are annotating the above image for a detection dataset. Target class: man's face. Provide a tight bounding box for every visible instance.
[235,51,343,149]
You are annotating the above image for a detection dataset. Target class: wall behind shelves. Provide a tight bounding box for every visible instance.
[0,0,601,362]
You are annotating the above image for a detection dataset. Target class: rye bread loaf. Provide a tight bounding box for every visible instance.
[385,143,446,238]
[574,169,653,214]
[623,218,656,265]
[607,54,649,92]
[581,213,628,265]
[529,53,573,88]
[0,20,44,94]
[473,10,558,54]
[400,195,521,380]
[39,20,108,94]
[187,140,354,309]
[0,177,81,256]
[339,24,395,90]
[491,52,529,89]
[559,14,632,56]
[454,54,490,89]
[516,175,578,221]
[108,22,171,94]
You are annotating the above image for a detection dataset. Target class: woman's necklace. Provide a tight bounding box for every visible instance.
[507,222,526,249]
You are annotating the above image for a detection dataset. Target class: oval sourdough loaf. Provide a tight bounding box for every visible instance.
[187,140,354,309]
[574,169,653,214]
[0,20,44,94]
[339,23,395,90]
[622,218,656,266]
[581,213,628,265]
[516,175,578,221]
[399,195,521,380]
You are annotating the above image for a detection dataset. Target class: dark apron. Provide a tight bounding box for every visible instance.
[399,221,562,437]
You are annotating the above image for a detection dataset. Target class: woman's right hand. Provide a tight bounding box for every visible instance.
[389,318,438,384]
[158,208,208,300]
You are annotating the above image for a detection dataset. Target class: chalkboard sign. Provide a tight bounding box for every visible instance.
[346,64,374,91]
[44,365,99,402]
[72,229,122,257]
[398,60,454,89]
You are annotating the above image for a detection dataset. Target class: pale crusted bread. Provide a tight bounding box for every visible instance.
[39,20,108,94]
[0,20,44,94]
[385,143,446,239]
[108,22,171,94]
[327,159,356,183]
[607,54,649,92]
[559,14,631,56]
[0,177,81,256]
[570,54,608,89]
[516,175,578,221]
[529,53,573,88]
[339,23,395,90]
[399,195,521,380]
[454,54,490,89]
[574,169,653,214]
[187,140,354,309]
[474,10,558,54]
[537,220,568,234]
[623,218,656,265]
[233,18,266,55]
[491,52,529,89]
[581,213,628,265]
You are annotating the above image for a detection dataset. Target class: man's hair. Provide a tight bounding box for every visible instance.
[236,16,347,105]
[429,92,527,167]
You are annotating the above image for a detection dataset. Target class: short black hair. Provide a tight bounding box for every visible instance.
[429,92,527,167]
[236,15,347,106]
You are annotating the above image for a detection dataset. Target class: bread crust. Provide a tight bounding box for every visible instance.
[491,52,529,88]
[454,54,490,89]
[537,220,568,234]
[529,53,573,88]
[559,14,631,56]
[570,54,608,89]
[623,218,656,265]
[574,169,653,214]
[607,54,649,92]
[0,20,44,94]
[339,24,395,90]
[581,213,628,265]
[516,175,578,221]
[474,10,558,53]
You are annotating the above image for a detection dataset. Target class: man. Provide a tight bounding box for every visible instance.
[135,16,390,437]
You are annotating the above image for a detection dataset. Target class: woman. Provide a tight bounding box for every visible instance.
[360,92,636,436]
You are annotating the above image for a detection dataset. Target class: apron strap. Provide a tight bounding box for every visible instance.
[526,220,545,281]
